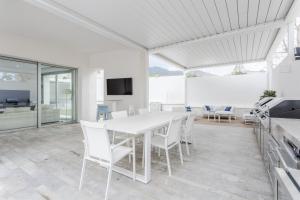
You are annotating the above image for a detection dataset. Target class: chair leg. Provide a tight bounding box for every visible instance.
[165,148,172,176]
[105,166,112,200]
[185,134,190,156]
[79,158,86,190]
[178,143,183,165]
[132,138,136,181]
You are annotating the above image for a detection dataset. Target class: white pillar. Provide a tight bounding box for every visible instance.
[288,22,295,56]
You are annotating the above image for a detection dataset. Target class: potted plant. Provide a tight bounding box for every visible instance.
[260,90,276,100]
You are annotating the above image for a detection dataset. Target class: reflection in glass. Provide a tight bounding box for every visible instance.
[0,58,37,131]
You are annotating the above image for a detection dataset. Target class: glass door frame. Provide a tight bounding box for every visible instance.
[38,63,77,127]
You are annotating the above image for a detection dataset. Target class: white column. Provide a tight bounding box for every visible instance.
[288,22,295,56]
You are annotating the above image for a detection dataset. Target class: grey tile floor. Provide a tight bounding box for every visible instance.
[0,123,272,200]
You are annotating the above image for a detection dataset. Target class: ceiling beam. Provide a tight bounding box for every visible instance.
[153,54,187,70]
[150,20,284,54]
[186,59,265,70]
[24,0,146,51]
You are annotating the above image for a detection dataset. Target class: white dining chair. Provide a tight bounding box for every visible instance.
[138,108,149,115]
[151,116,184,176]
[149,102,162,112]
[79,121,135,200]
[181,113,196,155]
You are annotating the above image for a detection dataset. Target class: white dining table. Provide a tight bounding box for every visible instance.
[104,111,188,184]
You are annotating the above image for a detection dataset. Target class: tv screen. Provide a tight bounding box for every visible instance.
[107,78,133,95]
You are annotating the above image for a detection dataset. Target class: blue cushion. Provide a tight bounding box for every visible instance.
[185,106,192,112]
[224,106,232,111]
[205,105,211,111]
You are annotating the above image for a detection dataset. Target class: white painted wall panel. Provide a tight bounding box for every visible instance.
[186,73,267,107]
[149,76,185,104]
[271,56,300,97]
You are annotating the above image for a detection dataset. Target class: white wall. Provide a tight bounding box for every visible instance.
[82,49,148,121]
[149,76,185,104]
[270,56,300,97]
[0,32,89,68]
[186,73,267,108]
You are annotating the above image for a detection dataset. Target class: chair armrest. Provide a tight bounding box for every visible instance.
[111,138,132,150]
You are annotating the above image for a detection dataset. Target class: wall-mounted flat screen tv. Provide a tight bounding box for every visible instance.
[107,78,133,95]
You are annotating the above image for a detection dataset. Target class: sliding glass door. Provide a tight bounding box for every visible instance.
[41,64,76,125]
[0,56,77,131]
[0,57,38,131]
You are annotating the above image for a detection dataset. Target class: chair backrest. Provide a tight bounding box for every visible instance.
[80,121,111,162]
[111,110,128,119]
[166,117,183,146]
[185,114,195,133]
[149,102,162,112]
[128,105,135,116]
[138,108,149,115]
[172,107,185,112]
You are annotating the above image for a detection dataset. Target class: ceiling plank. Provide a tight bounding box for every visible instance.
[214,0,231,32]
[226,0,239,30]
[202,0,224,33]
[256,0,271,24]
[247,0,260,26]
[266,0,284,22]
[237,0,249,28]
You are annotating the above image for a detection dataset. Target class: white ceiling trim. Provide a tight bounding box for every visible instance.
[187,58,265,70]
[24,0,146,51]
[150,19,285,54]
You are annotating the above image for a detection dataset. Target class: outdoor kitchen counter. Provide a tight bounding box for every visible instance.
[271,118,300,147]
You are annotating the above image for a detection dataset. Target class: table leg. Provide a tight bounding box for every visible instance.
[143,130,152,183]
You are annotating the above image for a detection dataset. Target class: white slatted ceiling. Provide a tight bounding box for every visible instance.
[158,29,279,68]
[52,0,294,68]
